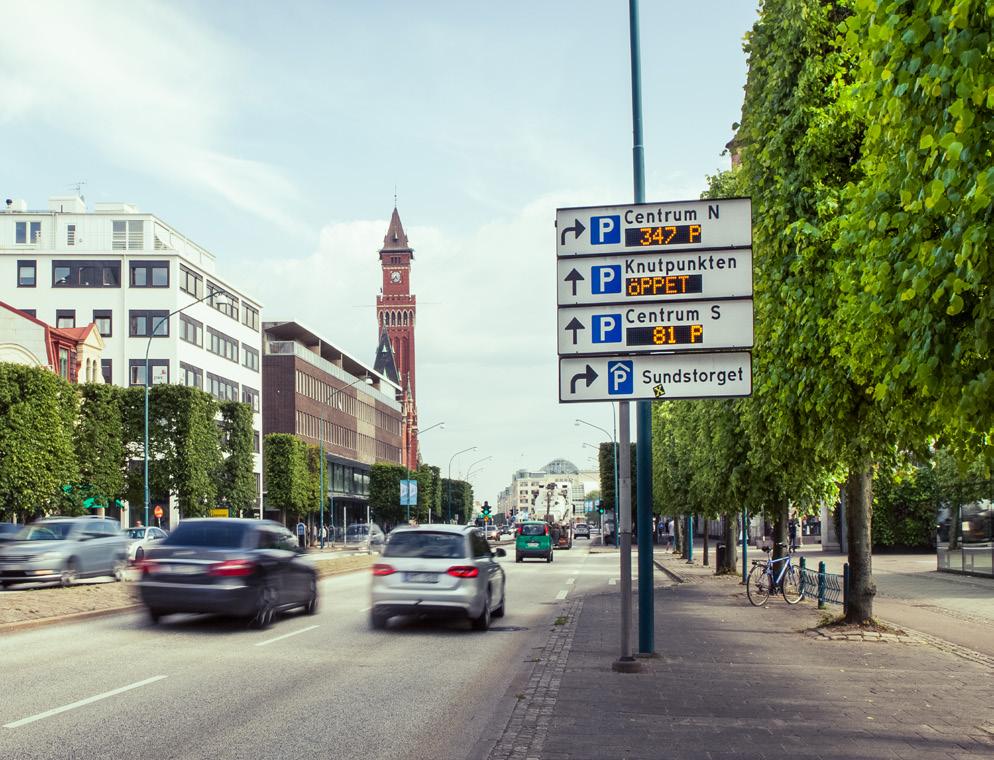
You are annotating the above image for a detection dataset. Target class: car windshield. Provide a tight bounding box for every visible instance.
[19,523,75,541]
[164,522,248,548]
[384,531,466,559]
[125,528,146,539]
[520,524,546,537]
[0,524,21,535]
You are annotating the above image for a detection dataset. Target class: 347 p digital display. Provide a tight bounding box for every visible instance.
[624,224,702,247]
[626,324,704,346]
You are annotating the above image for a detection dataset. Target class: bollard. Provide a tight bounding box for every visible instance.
[842,562,850,617]
[817,560,826,609]
[799,556,806,597]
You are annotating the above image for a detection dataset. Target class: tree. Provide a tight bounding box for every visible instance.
[73,384,126,514]
[416,464,442,522]
[218,401,256,515]
[441,478,473,523]
[369,462,408,525]
[598,442,636,516]
[264,433,309,517]
[0,364,79,522]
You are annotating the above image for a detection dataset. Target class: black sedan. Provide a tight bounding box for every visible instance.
[137,519,318,628]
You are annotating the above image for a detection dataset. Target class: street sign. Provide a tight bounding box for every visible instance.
[559,352,752,403]
[153,505,164,519]
[210,508,229,518]
[557,249,752,306]
[557,197,751,257]
[400,479,418,506]
[557,299,753,356]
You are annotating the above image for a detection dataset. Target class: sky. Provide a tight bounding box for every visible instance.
[0,0,760,504]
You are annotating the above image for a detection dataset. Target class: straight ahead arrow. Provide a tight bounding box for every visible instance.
[570,365,598,394]
[564,268,585,296]
[565,316,585,345]
[560,218,586,246]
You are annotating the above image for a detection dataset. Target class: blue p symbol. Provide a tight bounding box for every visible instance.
[591,215,621,245]
[608,360,633,395]
[592,314,621,343]
[592,265,621,294]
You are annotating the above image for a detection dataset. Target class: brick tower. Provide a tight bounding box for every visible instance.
[375,207,419,467]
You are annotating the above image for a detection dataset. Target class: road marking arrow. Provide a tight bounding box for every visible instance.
[569,364,598,394]
[559,218,586,246]
[564,268,585,296]
[564,316,585,345]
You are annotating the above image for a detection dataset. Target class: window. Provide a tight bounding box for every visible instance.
[112,220,143,250]
[207,327,238,363]
[242,386,260,413]
[58,347,70,379]
[207,282,239,320]
[253,430,261,454]
[15,221,41,245]
[242,304,259,331]
[20,309,36,317]
[180,362,203,390]
[17,260,36,287]
[56,309,76,329]
[101,359,112,384]
[52,260,120,288]
[206,372,238,402]
[129,261,169,288]
[242,344,259,372]
[179,314,203,347]
[129,310,169,337]
[179,265,203,298]
[129,359,168,386]
[92,310,112,338]
[67,224,76,246]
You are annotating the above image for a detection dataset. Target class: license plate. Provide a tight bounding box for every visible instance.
[406,572,438,583]
[527,542,539,548]
[163,563,200,575]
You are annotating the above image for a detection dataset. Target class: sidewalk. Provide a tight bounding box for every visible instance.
[488,550,994,760]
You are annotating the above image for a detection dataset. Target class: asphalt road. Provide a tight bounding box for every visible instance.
[0,539,619,760]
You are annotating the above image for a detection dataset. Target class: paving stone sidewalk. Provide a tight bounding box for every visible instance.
[488,553,994,760]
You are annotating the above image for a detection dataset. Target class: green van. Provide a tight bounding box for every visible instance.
[515,521,553,563]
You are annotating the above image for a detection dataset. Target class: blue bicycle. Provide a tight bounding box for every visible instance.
[747,543,803,606]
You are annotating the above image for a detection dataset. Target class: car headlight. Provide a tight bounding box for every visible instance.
[38,552,62,562]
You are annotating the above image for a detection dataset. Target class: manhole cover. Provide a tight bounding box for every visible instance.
[489,625,529,632]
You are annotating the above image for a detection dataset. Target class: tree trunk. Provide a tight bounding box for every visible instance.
[703,520,709,566]
[772,497,789,561]
[717,514,737,575]
[674,515,686,558]
[845,465,876,623]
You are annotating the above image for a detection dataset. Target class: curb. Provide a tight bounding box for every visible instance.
[0,563,373,635]
[653,559,686,583]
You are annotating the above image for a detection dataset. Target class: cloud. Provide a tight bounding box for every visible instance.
[0,0,304,233]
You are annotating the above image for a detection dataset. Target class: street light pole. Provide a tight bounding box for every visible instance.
[318,375,373,548]
[447,446,477,523]
[576,416,618,546]
[404,421,444,523]
[144,290,226,529]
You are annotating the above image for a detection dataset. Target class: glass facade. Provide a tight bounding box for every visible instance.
[936,482,994,578]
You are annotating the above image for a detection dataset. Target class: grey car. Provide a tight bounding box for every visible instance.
[0,517,129,588]
[369,524,506,631]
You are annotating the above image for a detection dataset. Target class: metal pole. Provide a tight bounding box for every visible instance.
[319,441,325,549]
[742,508,748,584]
[687,514,694,562]
[613,401,638,672]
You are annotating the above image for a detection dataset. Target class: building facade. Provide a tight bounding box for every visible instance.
[0,300,105,383]
[262,321,403,524]
[504,459,599,521]
[0,195,264,523]
[373,208,419,468]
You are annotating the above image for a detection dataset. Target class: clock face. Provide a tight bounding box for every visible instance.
[390,271,402,284]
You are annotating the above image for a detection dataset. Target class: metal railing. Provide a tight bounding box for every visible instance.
[798,557,849,612]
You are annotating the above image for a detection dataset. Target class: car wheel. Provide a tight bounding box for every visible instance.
[1,581,15,589]
[135,547,144,563]
[112,556,127,582]
[60,559,78,587]
[515,554,522,563]
[472,592,491,631]
[250,582,278,629]
[546,552,553,563]
[370,610,388,630]
[147,608,164,624]
[304,579,318,615]
[493,590,505,618]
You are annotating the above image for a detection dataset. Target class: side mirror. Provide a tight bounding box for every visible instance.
[494,547,507,558]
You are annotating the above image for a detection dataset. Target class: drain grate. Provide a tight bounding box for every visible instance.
[489,625,529,632]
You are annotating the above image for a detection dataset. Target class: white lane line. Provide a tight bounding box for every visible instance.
[358,606,371,612]
[609,578,617,585]
[566,577,576,585]
[556,589,569,600]
[4,676,168,729]
[254,624,320,648]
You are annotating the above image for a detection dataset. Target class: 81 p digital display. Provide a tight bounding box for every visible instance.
[627,324,704,346]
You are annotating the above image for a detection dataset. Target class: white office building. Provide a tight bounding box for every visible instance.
[505,459,599,520]
[0,195,264,524]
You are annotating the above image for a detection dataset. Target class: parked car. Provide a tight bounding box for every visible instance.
[137,518,317,628]
[0,517,128,588]
[345,523,385,549]
[574,522,590,539]
[123,526,169,562]
[515,520,553,563]
[0,523,21,542]
[369,524,506,631]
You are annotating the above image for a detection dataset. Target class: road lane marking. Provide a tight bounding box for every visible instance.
[358,606,371,612]
[566,577,576,585]
[556,590,569,600]
[609,578,617,585]
[254,624,320,648]
[4,676,168,729]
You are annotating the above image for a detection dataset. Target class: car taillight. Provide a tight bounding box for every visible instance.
[371,563,396,576]
[544,525,550,536]
[209,559,255,577]
[137,559,158,575]
[447,566,479,578]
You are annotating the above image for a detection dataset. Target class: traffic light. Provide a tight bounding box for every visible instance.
[482,501,491,519]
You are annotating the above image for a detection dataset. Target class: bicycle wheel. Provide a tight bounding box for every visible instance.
[781,565,804,604]
[746,564,772,607]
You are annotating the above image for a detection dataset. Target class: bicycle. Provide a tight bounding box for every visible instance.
[746,542,804,606]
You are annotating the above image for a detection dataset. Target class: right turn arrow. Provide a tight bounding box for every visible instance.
[569,365,599,394]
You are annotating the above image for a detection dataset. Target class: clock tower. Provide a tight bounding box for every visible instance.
[375,207,419,467]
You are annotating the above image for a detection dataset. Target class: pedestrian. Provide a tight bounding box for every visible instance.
[296,519,306,549]
[789,519,798,551]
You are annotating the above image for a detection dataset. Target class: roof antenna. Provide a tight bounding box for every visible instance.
[394,185,398,209]
[69,181,86,203]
